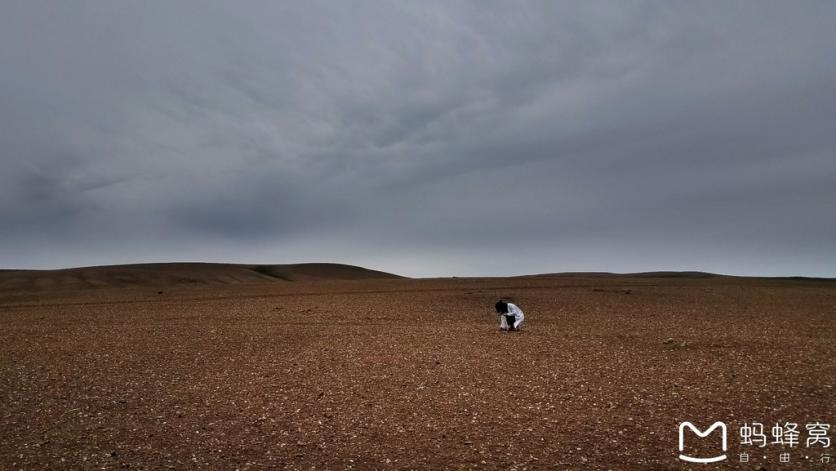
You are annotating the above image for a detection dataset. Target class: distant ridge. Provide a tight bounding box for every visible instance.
[519,271,835,281]
[521,271,722,278]
[0,262,403,292]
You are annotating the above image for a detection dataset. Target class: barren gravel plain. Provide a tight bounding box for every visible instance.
[1,276,834,470]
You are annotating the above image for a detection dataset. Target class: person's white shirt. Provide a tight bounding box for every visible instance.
[500,302,524,330]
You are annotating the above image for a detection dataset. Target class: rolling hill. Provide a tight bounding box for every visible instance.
[0,263,403,292]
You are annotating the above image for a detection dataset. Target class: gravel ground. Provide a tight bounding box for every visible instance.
[1,277,833,470]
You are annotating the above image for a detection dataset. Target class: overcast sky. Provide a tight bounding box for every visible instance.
[1,1,834,277]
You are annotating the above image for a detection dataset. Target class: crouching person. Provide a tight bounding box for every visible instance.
[495,300,524,331]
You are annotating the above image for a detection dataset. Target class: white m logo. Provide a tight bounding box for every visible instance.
[678,421,728,463]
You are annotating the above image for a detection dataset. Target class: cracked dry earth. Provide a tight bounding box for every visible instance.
[1,277,834,470]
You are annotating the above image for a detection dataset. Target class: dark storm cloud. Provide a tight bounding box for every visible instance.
[1,1,834,276]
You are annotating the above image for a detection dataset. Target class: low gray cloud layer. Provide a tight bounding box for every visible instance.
[2,1,834,276]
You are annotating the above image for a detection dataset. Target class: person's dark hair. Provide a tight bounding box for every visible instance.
[495,300,508,314]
